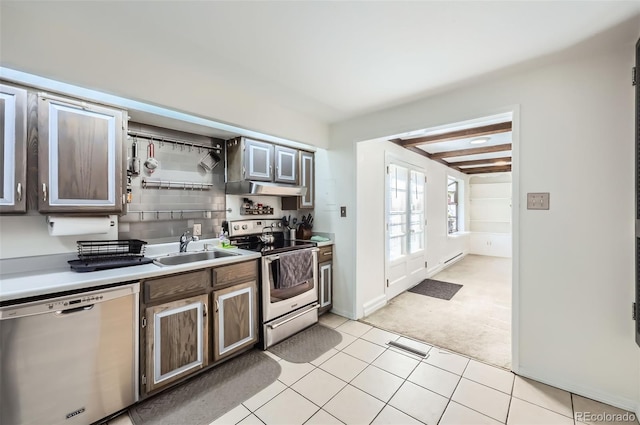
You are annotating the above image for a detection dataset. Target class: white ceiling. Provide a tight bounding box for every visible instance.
[418,132,512,154]
[1,1,639,125]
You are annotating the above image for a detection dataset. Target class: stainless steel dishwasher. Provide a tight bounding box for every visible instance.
[0,282,139,425]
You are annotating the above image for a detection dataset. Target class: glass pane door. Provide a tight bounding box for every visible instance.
[388,164,408,261]
[409,170,425,254]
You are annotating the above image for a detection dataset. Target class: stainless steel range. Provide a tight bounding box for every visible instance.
[226,219,319,349]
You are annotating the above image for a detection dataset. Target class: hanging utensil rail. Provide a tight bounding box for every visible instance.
[128,208,232,222]
[142,178,214,190]
[127,130,222,152]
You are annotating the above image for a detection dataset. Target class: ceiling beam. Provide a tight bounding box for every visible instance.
[448,156,512,167]
[389,139,461,171]
[430,143,512,159]
[463,164,512,174]
[397,121,512,147]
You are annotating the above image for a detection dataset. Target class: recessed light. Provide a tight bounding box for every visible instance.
[470,137,490,145]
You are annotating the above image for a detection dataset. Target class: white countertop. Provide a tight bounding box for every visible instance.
[0,239,260,303]
[0,235,334,303]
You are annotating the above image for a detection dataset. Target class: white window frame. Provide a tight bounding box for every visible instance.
[447,175,465,235]
[386,158,425,262]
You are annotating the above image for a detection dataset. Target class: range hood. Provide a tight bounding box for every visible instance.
[225,181,308,197]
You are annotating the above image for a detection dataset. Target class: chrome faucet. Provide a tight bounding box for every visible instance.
[179,231,199,252]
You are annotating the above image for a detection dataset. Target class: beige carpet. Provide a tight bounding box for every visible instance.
[362,254,512,369]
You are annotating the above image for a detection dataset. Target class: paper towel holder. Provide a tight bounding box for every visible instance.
[47,216,116,228]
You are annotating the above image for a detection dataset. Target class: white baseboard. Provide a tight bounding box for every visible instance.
[328,307,356,321]
[362,294,387,317]
[427,252,468,278]
[517,366,639,415]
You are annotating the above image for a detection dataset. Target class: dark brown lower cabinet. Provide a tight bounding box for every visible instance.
[144,294,209,393]
[318,245,333,315]
[213,280,258,361]
[139,260,258,397]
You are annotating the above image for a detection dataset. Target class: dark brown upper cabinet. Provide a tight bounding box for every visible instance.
[299,151,314,209]
[281,150,315,210]
[0,84,28,214]
[38,93,125,213]
[274,145,297,183]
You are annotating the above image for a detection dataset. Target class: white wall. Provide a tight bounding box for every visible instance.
[355,139,469,317]
[0,215,119,259]
[328,27,640,412]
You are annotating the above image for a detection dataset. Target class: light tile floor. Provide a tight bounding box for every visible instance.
[110,314,639,425]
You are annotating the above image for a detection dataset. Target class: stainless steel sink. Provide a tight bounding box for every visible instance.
[153,250,240,266]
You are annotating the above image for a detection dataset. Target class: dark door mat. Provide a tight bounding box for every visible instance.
[408,279,463,300]
[268,324,342,363]
[129,350,281,425]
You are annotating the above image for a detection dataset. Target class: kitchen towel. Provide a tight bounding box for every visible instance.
[47,216,112,236]
[277,249,313,289]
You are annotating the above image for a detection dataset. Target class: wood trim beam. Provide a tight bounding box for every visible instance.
[397,122,512,147]
[430,144,512,159]
[463,165,512,174]
[390,139,461,170]
[448,156,512,167]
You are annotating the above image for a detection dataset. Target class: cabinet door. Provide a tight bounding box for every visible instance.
[144,294,209,393]
[213,280,257,361]
[319,261,333,313]
[0,84,27,213]
[274,145,297,183]
[299,151,314,209]
[38,94,124,213]
[244,139,273,181]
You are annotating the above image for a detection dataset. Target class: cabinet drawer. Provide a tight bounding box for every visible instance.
[144,269,211,303]
[213,260,258,288]
[318,246,333,261]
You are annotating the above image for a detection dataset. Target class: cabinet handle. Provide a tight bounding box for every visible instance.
[215,299,219,313]
[16,183,22,202]
[203,302,208,318]
[322,252,332,256]
[42,183,47,202]
[275,166,279,177]
[269,165,273,176]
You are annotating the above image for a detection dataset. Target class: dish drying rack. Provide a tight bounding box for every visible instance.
[69,240,154,272]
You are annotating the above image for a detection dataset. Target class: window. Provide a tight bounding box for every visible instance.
[447,177,459,234]
[387,163,425,261]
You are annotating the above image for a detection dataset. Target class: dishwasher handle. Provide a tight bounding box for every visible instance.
[55,304,94,315]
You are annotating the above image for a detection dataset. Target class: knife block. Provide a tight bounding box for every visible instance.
[297,227,312,240]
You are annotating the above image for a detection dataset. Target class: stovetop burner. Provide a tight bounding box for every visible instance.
[229,233,315,255]
[226,219,315,255]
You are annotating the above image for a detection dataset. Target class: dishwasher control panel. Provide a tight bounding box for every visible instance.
[0,283,139,320]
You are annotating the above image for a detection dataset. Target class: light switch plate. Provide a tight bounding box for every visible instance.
[193,223,202,236]
[527,193,550,210]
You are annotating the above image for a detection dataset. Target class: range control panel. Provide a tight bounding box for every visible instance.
[228,219,284,237]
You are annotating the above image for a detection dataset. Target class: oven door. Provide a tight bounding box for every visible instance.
[261,247,318,323]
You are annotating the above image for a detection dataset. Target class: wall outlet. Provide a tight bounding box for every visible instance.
[193,223,202,236]
[527,193,550,210]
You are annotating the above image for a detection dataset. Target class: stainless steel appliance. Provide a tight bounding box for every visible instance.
[0,283,140,425]
[227,219,318,349]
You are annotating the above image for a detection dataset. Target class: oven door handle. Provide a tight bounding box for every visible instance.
[267,303,319,329]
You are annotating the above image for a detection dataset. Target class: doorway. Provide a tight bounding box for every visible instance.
[357,111,517,369]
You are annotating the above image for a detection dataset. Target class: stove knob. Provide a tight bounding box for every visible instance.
[242,224,248,230]
[233,225,240,230]
[276,222,282,228]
